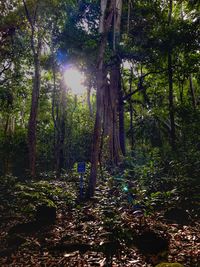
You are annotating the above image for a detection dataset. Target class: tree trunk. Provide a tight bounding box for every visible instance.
[168,50,176,149]
[118,68,126,156]
[177,73,184,104]
[28,50,41,177]
[108,62,123,164]
[167,0,176,149]
[106,0,123,163]
[23,0,42,177]
[51,53,58,173]
[127,0,131,34]
[99,0,108,34]
[129,67,134,152]
[88,71,104,196]
[51,50,67,178]
[88,0,115,197]
[53,79,67,178]
[3,115,14,175]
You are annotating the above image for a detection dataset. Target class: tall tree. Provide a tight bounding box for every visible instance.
[167,0,176,149]
[105,0,124,162]
[22,0,42,177]
[22,0,63,176]
[88,0,115,197]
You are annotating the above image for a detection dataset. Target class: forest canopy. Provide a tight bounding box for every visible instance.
[1,0,199,186]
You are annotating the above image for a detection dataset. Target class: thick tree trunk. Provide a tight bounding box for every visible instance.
[106,0,123,162]
[99,0,107,34]
[108,63,123,164]
[28,52,41,177]
[88,0,115,197]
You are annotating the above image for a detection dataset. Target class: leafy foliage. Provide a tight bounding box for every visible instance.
[0,1,199,265]
[0,175,75,216]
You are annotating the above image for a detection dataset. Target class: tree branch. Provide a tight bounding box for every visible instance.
[0,61,12,77]
[22,0,34,29]
[123,69,167,100]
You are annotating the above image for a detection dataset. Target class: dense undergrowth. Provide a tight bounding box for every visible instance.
[0,143,199,220]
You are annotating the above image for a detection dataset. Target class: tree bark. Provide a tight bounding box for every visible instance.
[88,73,104,196]
[108,62,123,164]
[99,0,108,34]
[88,0,115,197]
[106,0,123,163]
[28,49,41,177]
[23,0,42,177]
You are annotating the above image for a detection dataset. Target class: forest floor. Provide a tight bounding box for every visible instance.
[0,177,199,267]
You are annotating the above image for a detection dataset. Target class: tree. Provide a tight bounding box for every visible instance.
[105,0,124,163]
[22,0,42,177]
[167,0,176,149]
[22,0,65,177]
[88,0,116,197]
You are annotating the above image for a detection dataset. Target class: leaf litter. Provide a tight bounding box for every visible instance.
[0,178,199,266]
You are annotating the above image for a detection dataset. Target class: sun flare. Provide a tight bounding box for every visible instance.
[63,67,86,96]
